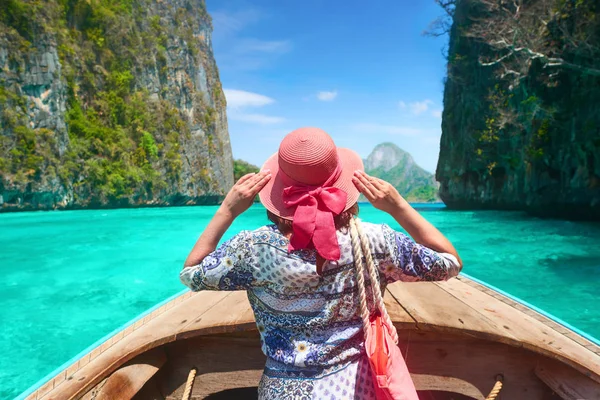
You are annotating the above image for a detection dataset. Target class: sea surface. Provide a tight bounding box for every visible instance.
[1,203,599,398]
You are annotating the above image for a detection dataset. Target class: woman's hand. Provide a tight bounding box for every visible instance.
[352,170,406,214]
[352,170,461,267]
[220,170,272,218]
[184,170,271,267]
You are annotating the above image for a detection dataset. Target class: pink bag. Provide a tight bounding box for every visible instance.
[350,218,419,400]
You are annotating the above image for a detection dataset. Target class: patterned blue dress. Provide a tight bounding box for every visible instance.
[180,221,460,399]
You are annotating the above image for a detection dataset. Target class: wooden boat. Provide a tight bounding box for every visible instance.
[19,275,600,400]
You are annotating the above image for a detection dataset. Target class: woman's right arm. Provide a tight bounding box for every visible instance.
[352,170,462,269]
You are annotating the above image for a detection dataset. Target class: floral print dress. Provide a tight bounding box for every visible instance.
[180,221,461,399]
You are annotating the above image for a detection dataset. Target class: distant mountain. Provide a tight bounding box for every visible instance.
[363,143,439,203]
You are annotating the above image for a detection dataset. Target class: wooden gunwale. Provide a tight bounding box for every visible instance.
[460,276,600,353]
[446,277,600,382]
[22,275,600,400]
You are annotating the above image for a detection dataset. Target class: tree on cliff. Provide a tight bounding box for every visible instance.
[233,159,259,181]
[426,0,456,39]
[469,0,600,86]
[432,0,600,88]
[430,0,599,159]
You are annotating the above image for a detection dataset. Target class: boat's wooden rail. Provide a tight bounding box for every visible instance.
[25,290,257,400]
[400,277,600,380]
[22,275,600,400]
[461,277,600,359]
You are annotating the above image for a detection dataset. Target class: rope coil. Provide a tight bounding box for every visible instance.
[349,217,399,344]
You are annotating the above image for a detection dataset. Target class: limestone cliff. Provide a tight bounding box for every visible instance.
[0,0,233,211]
[364,143,439,203]
[437,0,600,219]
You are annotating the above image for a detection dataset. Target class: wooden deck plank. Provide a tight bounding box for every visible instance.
[586,344,600,356]
[177,291,256,339]
[458,277,578,336]
[36,379,54,399]
[456,278,600,351]
[535,361,600,399]
[40,291,231,400]
[438,278,600,384]
[534,318,573,335]
[398,331,557,399]
[81,348,166,400]
[161,335,266,399]
[410,374,484,400]
[24,392,37,400]
[386,281,515,342]
[563,331,600,349]
[383,287,417,329]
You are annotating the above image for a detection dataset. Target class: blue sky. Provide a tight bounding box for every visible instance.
[207,0,449,173]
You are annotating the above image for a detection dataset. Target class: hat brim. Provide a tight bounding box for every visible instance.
[258,148,364,220]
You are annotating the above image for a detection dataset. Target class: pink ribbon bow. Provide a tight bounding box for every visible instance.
[283,183,347,261]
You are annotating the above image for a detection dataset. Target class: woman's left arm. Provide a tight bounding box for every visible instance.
[183,170,271,268]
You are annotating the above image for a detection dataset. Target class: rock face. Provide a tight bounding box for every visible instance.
[364,143,439,203]
[0,0,233,211]
[437,0,600,219]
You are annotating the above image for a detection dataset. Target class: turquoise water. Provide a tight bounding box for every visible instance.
[1,204,599,398]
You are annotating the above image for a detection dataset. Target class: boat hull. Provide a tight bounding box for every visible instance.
[19,276,600,400]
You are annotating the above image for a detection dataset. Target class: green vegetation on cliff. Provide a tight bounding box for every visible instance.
[233,159,260,181]
[435,0,600,219]
[364,143,439,203]
[0,0,232,210]
[233,159,260,202]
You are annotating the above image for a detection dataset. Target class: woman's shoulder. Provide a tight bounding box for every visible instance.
[356,220,392,235]
[353,220,397,250]
[248,224,288,246]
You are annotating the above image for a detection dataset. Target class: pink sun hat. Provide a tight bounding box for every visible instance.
[258,127,364,220]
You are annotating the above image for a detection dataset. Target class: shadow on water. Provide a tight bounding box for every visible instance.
[539,254,600,280]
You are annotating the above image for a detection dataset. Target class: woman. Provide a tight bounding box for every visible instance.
[181,127,462,399]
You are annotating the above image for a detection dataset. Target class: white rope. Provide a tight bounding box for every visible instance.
[350,217,399,344]
[485,375,504,400]
[181,368,197,400]
[354,218,399,344]
[349,217,371,339]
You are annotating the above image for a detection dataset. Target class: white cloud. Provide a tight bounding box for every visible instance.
[235,39,292,54]
[229,113,285,125]
[352,123,424,136]
[224,89,274,109]
[317,91,338,101]
[224,89,284,125]
[211,10,291,71]
[398,99,436,115]
[211,9,262,36]
[431,109,443,118]
[409,100,434,115]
